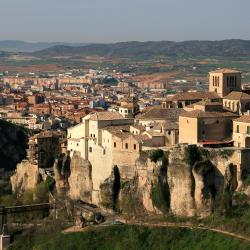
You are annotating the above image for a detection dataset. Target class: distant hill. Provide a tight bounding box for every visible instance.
[0,40,88,52]
[33,39,250,58]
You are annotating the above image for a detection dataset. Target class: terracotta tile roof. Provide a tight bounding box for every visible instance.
[136,108,184,121]
[90,111,126,121]
[104,125,144,142]
[130,124,146,131]
[234,115,250,123]
[186,100,222,108]
[223,91,250,101]
[152,121,178,130]
[209,68,241,74]
[180,110,238,119]
[166,91,221,102]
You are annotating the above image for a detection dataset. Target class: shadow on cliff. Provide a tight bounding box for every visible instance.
[0,120,29,170]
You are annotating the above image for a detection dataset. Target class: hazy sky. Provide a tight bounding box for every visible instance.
[1,0,250,43]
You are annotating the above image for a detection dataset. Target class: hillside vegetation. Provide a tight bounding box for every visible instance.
[33,39,250,58]
[9,225,250,250]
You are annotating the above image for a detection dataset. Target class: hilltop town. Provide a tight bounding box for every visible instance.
[2,65,250,248]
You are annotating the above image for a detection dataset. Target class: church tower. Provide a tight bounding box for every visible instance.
[209,68,241,97]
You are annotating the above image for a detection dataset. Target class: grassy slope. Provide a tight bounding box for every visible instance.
[9,225,250,250]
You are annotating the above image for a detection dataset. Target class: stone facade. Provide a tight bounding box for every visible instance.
[209,69,241,97]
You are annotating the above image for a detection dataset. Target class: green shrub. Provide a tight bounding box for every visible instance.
[34,182,49,203]
[151,179,170,213]
[184,145,202,166]
[149,149,169,165]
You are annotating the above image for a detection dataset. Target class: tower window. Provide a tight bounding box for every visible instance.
[237,125,240,133]
[125,143,128,149]
[247,126,250,135]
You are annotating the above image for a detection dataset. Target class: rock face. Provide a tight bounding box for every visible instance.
[53,153,71,194]
[11,160,41,194]
[223,163,238,212]
[136,159,166,213]
[67,152,93,203]
[57,145,244,218]
[168,162,196,217]
[0,120,28,171]
[192,160,217,216]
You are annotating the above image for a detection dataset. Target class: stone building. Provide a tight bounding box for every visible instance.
[28,131,63,168]
[67,111,136,202]
[233,115,250,148]
[135,107,183,128]
[119,96,139,118]
[179,102,238,146]
[162,92,221,109]
[209,68,241,97]
[223,91,250,114]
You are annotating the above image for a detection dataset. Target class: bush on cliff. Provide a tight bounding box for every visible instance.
[151,178,170,213]
[149,149,169,165]
[184,145,202,166]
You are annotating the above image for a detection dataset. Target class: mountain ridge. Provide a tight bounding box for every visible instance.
[32,39,250,58]
[0,40,88,52]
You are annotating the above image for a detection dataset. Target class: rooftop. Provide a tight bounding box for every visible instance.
[166,91,221,102]
[180,110,238,119]
[90,111,126,121]
[223,91,250,101]
[209,68,241,74]
[234,115,250,123]
[136,107,184,121]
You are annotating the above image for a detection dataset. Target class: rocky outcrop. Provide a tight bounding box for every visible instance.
[53,153,71,194]
[67,152,93,203]
[59,145,245,218]
[136,159,166,213]
[10,160,41,194]
[0,120,28,170]
[168,162,196,217]
[192,160,217,216]
[223,163,238,212]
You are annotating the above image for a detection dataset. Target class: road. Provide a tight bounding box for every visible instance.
[63,219,250,243]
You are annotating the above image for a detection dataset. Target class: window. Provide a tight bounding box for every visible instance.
[134,144,136,150]
[114,142,116,148]
[216,120,219,124]
[89,147,92,152]
[237,125,240,133]
[125,143,128,149]
[247,126,250,135]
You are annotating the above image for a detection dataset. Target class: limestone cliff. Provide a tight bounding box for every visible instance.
[53,152,93,202]
[55,145,243,218]
[168,162,196,216]
[11,160,41,194]
[53,153,71,194]
[67,152,93,203]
